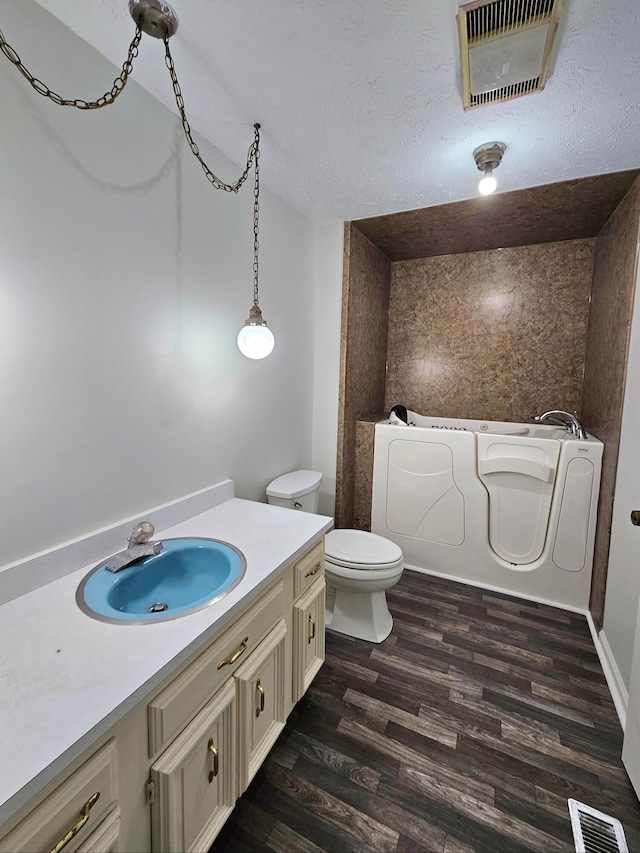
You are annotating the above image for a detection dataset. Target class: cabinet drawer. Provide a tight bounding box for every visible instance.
[293,578,326,703]
[293,539,324,599]
[148,579,284,757]
[0,740,118,853]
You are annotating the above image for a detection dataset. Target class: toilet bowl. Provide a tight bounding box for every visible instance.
[324,528,403,643]
[266,470,404,643]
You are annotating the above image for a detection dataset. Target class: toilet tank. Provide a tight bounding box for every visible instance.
[266,470,322,512]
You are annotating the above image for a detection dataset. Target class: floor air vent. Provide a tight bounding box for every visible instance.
[568,799,629,853]
[456,0,565,109]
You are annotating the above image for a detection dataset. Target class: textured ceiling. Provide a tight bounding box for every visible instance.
[22,0,640,222]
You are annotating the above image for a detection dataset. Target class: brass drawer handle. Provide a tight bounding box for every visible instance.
[208,738,219,782]
[256,678,265,717]
[308,614,315,644]
[217,636,249,669]
[49,792,100,853]
[305,561,322,578]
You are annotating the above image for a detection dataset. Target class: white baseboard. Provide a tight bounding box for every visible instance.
[0,479,234,606]
[586,617,628,731]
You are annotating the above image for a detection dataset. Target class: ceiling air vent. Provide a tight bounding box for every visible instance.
[457,0,565,109]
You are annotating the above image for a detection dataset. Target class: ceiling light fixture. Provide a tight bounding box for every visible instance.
[236,134,275,360]
[473,141,506,196]
[0,0,273,359]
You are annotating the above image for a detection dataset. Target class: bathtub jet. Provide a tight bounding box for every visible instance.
[371,411,603,611]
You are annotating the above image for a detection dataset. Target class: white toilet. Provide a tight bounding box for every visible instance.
[266,470,404,643]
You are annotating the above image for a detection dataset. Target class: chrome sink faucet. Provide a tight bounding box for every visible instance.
[104,521,163,573]
[534,409,586,440]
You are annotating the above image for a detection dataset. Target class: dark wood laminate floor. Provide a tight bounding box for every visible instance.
[211,571,640,853]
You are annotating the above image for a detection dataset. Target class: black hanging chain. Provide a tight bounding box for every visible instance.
[0,21,261,195]
[0,26,142,109]
[163,36,259,194]
[252,127,261,304]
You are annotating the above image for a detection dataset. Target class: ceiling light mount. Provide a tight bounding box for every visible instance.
[473,141,506,196]
[129,1,178,39]
[473,141,506,174]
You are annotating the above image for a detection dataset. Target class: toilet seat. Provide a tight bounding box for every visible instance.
[325,529,403,571]
[325,554,403,571]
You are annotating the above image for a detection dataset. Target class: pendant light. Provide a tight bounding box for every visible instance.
[0,1,274,359]
[236,125,275,360]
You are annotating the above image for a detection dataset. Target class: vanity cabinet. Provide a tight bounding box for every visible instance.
[147,579,285,758]
[149,599,288,852]
[0,535,326,853]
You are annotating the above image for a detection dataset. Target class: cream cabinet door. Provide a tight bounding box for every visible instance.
[235,619,287,794]
[293,578,325,703]
[150,679,236,853]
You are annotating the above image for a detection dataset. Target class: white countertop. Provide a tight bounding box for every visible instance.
[0,498,332,824]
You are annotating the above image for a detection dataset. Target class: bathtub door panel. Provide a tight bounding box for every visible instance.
[552,457,594,572]
[477,435,560,565]
[386,440,465,545]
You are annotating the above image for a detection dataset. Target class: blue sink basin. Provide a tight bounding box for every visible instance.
[77,538,247,624]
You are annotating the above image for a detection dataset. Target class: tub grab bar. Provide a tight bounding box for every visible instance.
[478,456,555,483]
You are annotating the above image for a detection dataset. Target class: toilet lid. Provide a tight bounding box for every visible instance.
[266,470,322,499]
[325,529,402,566]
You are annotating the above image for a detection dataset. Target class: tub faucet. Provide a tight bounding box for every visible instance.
[534,410,586,440]
[104,521,163,573]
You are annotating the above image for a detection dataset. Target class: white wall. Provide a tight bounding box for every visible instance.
[601,248,640,698]
[311,223,344,518]
[0,1,317,569]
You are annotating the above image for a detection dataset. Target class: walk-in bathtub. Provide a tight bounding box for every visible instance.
[371,412,603,610]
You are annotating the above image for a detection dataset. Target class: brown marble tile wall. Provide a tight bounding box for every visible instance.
[335,225,391,528]
[581,176,640,629]
[353,419,377,531]
[354,170,639,261]
[384,240,595,422]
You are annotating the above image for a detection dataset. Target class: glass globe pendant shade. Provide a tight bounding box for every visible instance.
[237,304,275,360]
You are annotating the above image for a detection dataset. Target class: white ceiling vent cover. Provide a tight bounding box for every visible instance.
[457,0,565,109]
[568,799,629,853]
